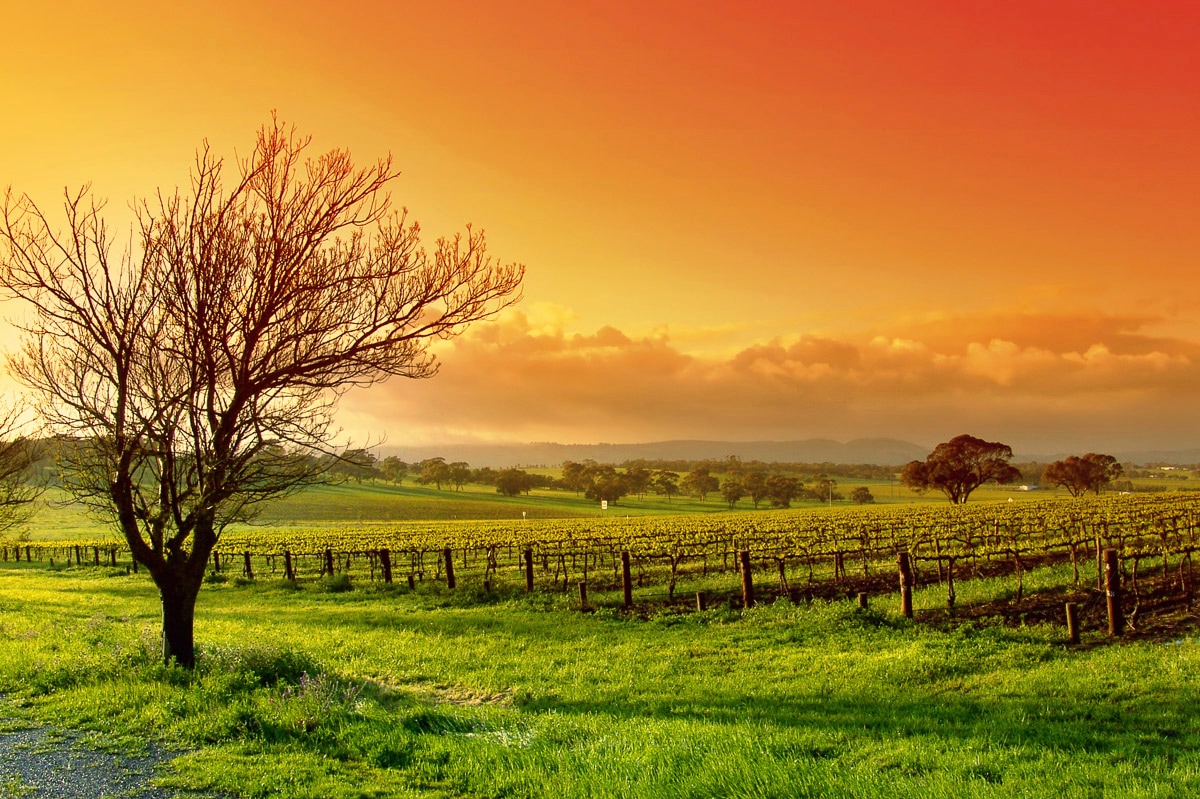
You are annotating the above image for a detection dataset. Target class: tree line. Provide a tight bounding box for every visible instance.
[900,434,1127,503]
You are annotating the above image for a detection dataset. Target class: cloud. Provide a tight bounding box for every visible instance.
[340,309,1200,453]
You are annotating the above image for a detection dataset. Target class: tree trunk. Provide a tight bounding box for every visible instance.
[160,579,201,668]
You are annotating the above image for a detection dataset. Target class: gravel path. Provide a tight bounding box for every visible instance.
[0,725,196,799]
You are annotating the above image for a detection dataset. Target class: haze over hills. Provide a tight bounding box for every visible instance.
[380,438,1200,470]
[383,438,932,469]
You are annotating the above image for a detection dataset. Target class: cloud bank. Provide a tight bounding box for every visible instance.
[339,308,1200,454]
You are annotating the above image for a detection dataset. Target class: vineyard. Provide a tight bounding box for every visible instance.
[6,494,1199,627]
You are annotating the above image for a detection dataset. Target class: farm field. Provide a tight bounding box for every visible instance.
[6,486,1200,797]
[1,559,1199,799]
[17,474,1083,544]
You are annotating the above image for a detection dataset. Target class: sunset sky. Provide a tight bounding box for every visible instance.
[3,1,1199,455]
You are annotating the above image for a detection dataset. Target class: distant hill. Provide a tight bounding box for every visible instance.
[382,438,931,469]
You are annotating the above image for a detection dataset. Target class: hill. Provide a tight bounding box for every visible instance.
[383,437,930,468]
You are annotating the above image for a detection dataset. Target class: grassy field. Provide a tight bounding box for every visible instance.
[18,477,1070,543]
[1,558,1199,798]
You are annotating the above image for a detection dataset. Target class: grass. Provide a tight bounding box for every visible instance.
[19,477,1070,544]
[2,560,1199,798]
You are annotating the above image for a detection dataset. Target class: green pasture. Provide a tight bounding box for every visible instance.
[17,476,1082,544]
[1,558,1198,798]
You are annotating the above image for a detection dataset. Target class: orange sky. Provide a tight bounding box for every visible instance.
[3,1,1200,454]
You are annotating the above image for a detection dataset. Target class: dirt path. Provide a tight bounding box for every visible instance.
[0,724,200,798]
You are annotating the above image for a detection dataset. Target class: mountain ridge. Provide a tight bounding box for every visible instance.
[382,438,932,469]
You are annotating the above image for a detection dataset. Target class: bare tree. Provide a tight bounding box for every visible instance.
[0,405,41,535]
[0,118,524,667]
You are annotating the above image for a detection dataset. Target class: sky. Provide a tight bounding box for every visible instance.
[2,0,1199,455]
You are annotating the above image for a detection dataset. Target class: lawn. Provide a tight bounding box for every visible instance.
[1,559,1198,798]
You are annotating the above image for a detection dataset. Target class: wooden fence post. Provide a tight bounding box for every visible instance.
[1104,548,1123,636]
[946,557,956,609]
[284,551,295,581]
[443,547,456,589]
[578,581,588,611]
[379,549,392,584]
[524,548,535,592]
[898,551,914,619]
[1065,602,1080,644]
[858,592,869,609]
[696,590,707,612]
[739,550,755,608]
[324,548,334,576]
[621,551,633,608]
[242,552,253,580]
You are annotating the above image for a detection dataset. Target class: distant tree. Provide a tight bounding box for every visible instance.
[765,474,802,508]
[471,466,498,486]
[1042,453,1123,496]
[561,460,592,495]
[0,406,42,535]
[742,471,769,509]
[447,461,472,491]
[651,470,680,503]
[417,458,451,490]
[901,434,1021,504]
[495,468,534,497]
[328,449,380,483]
[850,486,875,505]
[806,475,843,503]
[585,466,629,505]
[683,467,720,502]
[623,466,652,499]
[720,476,745,509]
[379,456,407,484]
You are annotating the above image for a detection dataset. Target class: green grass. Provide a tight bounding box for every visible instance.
[19,477,1071,544]
[1,561,1199,798]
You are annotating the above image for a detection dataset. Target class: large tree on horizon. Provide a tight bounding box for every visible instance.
[0,118,524,667]
[900,434,1021,504]
[1042,453,1123,496]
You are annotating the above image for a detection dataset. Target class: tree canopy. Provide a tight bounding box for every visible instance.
[1042,454,1123,496]
[0,118,524,666]
[900,434,1021,504]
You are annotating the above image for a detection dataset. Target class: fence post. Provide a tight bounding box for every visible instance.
[379,549,392,584]
[284,551,295,581]
[621,551,633,608]
[946,557,956,609]
[324,548,334,576]
[739,550,755,608]
[243,552,253,580]
[696,590,707,611]
[444,547,456,589]
[578,581,588,611]
[1104,549,1123,636]
[898,551,914,619]
[1065,601,1080,644]
[858,592,869,609]
[524,548,535,592]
